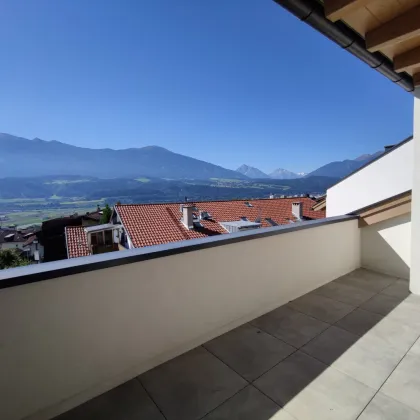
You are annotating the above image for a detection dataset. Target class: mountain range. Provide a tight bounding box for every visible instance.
[236,165,270,179]
[270,168,307,179]
[236,165,306,180]
[236,152,383,180]
[0,133,246,180]
[0,132,382,181]
[306,152,383,178]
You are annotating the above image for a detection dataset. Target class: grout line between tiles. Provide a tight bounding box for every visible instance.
[136,377,168,420]
[355,336,420,419]
[286,301,352,324]
[200,342,283,417]
[198,383,272,420]
[367,387,420,416]
[251,323,343,386]
[294,275,409,321]
[200,344,252,385]
[245,321,302,349]
[258,302,335,326]
[311,285,378,308]
[251,346,301,384]
[140,271,404,420]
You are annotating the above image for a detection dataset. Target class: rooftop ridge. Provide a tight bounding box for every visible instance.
[114,196,316,207]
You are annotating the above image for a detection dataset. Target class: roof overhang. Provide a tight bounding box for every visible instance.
[84,223,118,233]
[356,190,411,227]
[273,0,420,91]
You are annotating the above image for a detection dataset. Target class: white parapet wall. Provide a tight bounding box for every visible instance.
[361,213,411,279]
[0,218,360,420]
[327,138,413,217]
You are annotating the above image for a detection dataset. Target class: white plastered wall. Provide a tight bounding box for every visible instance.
[327,139,413,217]
[361,213,411,279]
[411,90,420,293]
[0,219,360,420]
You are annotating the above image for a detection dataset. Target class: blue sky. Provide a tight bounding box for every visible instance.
[0,0,413,174]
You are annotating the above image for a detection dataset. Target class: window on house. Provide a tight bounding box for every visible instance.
[91,233,98,246]
[104,230,113,245]
[97,232,104,246]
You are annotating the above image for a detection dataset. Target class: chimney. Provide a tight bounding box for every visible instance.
[292,202,303,220]
[182,205,194,229]
[384,145,395,152]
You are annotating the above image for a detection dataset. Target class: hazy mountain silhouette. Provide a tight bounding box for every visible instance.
[0,133,247,180]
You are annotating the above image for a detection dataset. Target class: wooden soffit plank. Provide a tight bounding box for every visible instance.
[366,5,420,52]
[325,0,373,22]
[394,45,420,72]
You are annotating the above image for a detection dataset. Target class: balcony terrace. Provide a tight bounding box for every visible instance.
[2,0,419,418]
[50,268,420,420]
[0,214,418,420]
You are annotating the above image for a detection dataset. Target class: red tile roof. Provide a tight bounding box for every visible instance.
[65,226,91,259]
[116,198,325,249]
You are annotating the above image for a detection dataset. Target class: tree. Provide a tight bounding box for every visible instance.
[0,249,30,270]
[100,204,113,224]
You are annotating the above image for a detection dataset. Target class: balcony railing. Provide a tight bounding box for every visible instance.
[0,215,361,420]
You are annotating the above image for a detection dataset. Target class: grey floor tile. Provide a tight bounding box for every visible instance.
[289,293,354,323]
[385,302,420,333]
[54,379,164,420]
[335,309,384,336]
[360,294,403,316]
[382,353,420,413]
[335,270,397,293]
[282,363,375,420]
[358,392,420,420]
[403,293,420,308]
[203,386,280,420]
[251,305,329,348]
[332,331,405,389]
[409,338,420,356]
[367,315,420,353]
[301,326,359,365]
[204,324,295,381]
[140,346,247,420]
[254,351,328,406]
[313,282,376,306]
[267,411,298,420]
[381,279,411,299]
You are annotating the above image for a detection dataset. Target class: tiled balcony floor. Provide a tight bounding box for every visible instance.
[55,269,420,420]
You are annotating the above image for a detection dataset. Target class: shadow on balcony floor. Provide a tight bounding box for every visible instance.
[54,269,420,420]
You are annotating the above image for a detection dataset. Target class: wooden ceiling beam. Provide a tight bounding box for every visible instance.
[324,0,373,22]
[394,46,420,73]
[366,5,420,52]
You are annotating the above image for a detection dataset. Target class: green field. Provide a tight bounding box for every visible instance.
[210,178,243,183]
[0,197,106,227]
[60,199,104,205]
[0,207,101,228]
